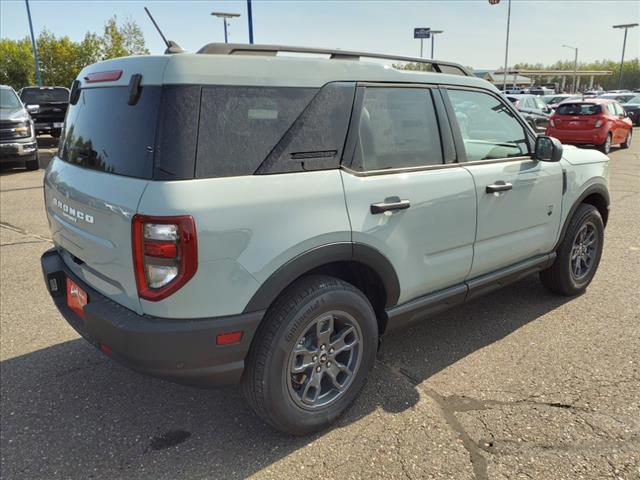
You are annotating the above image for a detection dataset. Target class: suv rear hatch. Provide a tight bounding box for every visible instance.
[44,75,163,313]
[552,103,603,130]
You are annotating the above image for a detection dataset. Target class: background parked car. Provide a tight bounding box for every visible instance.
[529,86,555,95]
[543,94,581,111]
[622,95,640,126]
[18,86,69,138]
[506,94,551,133]
[0,85,39,170]
[546,99,633,154]
[597,92,637,104]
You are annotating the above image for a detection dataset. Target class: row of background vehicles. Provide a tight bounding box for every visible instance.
[0,85,69,170]
[504,87,638,154]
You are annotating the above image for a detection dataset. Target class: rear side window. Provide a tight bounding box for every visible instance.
[59,86,161,179]
[447,89,530,161]
[196,86,317,178]
[352,87,443,171]
[20,87,68,104]
[555,103,602,115]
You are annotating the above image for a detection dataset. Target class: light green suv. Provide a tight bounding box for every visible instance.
[41,44,609,435]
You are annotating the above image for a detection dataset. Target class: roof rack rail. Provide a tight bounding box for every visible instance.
[196,43,471,77]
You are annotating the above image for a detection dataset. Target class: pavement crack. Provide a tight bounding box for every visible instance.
[0,221,52,242]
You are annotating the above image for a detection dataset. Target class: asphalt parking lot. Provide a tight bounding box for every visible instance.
[1,134,639,480]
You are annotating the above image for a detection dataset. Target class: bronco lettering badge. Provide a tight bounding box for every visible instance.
[52,197,94,224]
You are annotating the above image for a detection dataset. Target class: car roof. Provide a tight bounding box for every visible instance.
[559,98,614,105]
[76,48,495,91]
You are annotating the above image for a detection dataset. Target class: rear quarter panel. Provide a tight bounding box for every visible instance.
[137,170,351,318]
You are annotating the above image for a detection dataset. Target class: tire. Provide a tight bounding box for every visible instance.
[25,157,39,171]
[540,203,604,296]
[242,275,378,435]
[621,129,632,149]
[599,133,612,154]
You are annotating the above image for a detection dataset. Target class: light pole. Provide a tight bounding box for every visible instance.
[430,30,444,59]
[562,44,578,93]
[24,0,42,86]
[211,11,241,44]
[247,0,254,44]
[612,23,638,90]
[489,0,512,91]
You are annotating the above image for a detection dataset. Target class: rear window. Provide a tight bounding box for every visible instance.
[555,103,602,116]
[20,87,68,104]
[59,86,161,178]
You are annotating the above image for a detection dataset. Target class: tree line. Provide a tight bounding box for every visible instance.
[0,16,148,90]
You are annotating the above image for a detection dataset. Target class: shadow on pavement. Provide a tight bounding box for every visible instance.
[0,275,571,479]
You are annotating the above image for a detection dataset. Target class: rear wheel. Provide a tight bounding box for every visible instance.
[242,275,378,435]
[540,203,604,296]
[621,129,632,149]
[599,133,612,154]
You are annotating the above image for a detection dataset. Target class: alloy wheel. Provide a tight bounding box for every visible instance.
[287,310,363,410]
[570,221,598,280]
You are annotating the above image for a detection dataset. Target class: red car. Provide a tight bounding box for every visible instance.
[546,99,633,154]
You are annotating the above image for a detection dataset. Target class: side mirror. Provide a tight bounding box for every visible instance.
[534,135,562,162]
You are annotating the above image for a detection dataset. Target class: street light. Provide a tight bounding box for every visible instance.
[24,0,42,86]
[612,23,639,90]
[430,30,443,59]
[211,11,241,44]
[489,0,512,92]
[562,44,579,93]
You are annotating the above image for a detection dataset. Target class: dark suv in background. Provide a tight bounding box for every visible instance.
[0,85,38,170]
[18,86,69,138]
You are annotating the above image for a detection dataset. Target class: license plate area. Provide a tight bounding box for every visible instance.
[66,277,88,318]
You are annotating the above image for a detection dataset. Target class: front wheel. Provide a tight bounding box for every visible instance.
[242,275,378,435]
[599,133,612,154]
[621,129,632,149]
[540,204,604,296]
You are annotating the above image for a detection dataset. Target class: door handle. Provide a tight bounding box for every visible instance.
[486,182,513,194]
[370,199,411,214]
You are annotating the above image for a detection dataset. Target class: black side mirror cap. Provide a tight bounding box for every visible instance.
[534,135,563,162]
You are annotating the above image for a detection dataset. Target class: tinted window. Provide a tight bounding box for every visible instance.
[448,89,530,161]
[555,103,602,115]
[196,86,317,178]
[20,87,68,104]
[257,82,355,174]
[59,86,161,178]
[353,87,443,171]
[0,88,22,109]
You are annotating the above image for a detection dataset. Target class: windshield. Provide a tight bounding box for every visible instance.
[628,95,640,104]
[20,88,69,104]
[555,103,602,115]
[0,88,22,109]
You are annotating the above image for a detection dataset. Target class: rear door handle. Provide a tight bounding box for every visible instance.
[486,182,513,193]
[370,199,411,214]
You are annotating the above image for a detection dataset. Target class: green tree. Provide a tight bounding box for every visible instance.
[0,38,35,89]
[102,16,149,59]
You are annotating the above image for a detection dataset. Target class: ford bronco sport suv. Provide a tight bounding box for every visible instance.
[41,44,610,435]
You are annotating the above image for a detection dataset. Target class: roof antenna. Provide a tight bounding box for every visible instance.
[144,7,185,54]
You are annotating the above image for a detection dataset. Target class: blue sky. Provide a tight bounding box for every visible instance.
[1,0,638,69]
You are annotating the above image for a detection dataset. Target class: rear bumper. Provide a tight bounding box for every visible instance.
[41,248,264,387]
[0,141,37,161]
[546,127,608,145]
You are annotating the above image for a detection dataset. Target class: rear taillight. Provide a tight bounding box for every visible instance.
[132,215,197,301]
[550,118,555,127]
[594,119,602,128]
